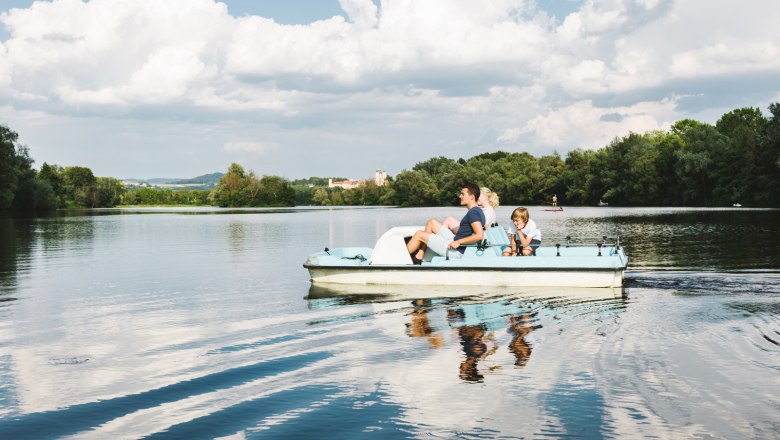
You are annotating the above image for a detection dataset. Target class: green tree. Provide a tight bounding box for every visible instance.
[38,163,66,208]
[96,177,126,207]
[672,122,729,206]
[431,155,495,205]
[413,156,459,180]
[209,163,247,207]
[413,156,463,204]
[354,180,385,205]
[391,170,439,206]
[756,103,780,206]
[330,188,345,206]
[121,189,139,205]
[134,188,159,205]
[644,130,683,205]
[561,149,594,205]
[312,188,331,206]
[293,185,315,205]
[0,124,21,210]
[62,166,98,208]
[257,175,296,206]
[536,153,566,204]
[715,107,767,205]
[500,153,540,205]
[242,171,264,205]
[0,126,58,211]
[603,134,661,205]
[7,145,37,211]
[209,163,295,207]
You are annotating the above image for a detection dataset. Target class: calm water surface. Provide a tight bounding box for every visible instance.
[0,206,778,439]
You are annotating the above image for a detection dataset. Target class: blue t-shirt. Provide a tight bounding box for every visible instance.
[454,207,486,241]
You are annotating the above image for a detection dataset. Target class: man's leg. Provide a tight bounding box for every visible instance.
[407,230,431,258]
[442,216,459,233]
[415,219,445,260]
[424,218,443,233]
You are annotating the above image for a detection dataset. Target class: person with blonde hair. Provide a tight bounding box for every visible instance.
[502,207,541,256]
[478,187,499,228]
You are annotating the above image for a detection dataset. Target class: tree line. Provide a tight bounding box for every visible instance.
[299,103,780,207]
[1,124,127,211]
[207,163,296,207]
[2,102,778,214]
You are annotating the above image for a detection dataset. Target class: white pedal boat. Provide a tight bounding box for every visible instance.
[303,226,629,288]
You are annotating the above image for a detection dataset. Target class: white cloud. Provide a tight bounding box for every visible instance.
[339,0,378,29]
[503,98,678,149]
[0,0,233,107]
[0,0,779,178]
[670,42,780,78]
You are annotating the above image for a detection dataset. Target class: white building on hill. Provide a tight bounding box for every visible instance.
[373,169,388,186]
[328,178,361,189]
[329,169,388,189]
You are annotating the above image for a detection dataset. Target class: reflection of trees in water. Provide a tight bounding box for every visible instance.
[0,218,34,299]
[35,215,96,252]
[1,215,96,301]
[565,211,780,270]
[228,222,246,253]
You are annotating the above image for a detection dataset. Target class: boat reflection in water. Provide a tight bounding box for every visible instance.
[307,283,626,383]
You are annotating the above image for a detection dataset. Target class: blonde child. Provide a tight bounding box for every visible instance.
[502,207,541,256]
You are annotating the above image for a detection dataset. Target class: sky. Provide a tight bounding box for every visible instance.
[1,0,779,180]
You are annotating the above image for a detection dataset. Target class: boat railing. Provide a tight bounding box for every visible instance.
[543,235,621,248]
[478,234,621,247]
[543,235,622,257]
[469,234,622,257]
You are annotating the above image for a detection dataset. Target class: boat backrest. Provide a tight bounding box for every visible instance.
[476,225,510,256]
[484,226,510,246]
[368,226,421,265]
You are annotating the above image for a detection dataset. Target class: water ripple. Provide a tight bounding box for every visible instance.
[0,352,331,439]
[1,208,778,438]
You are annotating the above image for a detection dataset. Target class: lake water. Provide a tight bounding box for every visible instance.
[0,206,778,439]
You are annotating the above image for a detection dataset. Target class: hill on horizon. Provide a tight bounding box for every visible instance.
[124,172,224,185]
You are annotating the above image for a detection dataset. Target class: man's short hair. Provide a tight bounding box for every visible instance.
[463,183,480,202]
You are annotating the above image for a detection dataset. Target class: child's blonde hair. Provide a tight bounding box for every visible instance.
[480,187,500,208]
[511,207,529,223]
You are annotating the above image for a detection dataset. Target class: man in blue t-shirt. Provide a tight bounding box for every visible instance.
[406,183,486,262]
